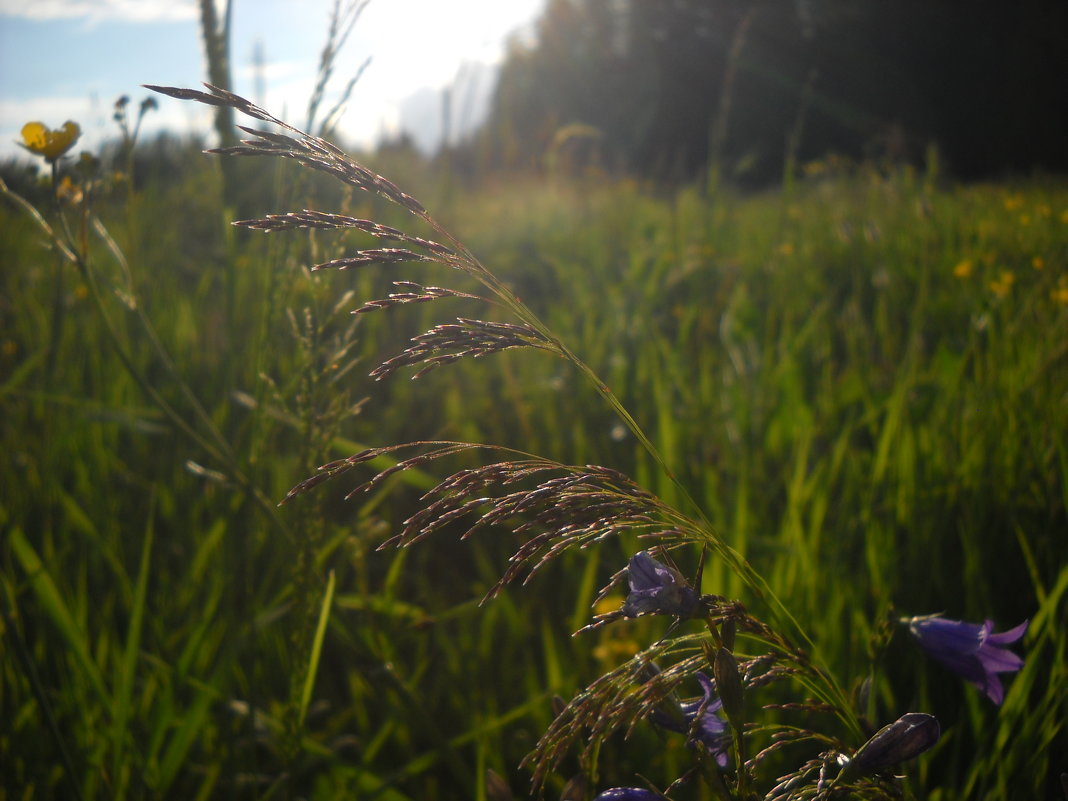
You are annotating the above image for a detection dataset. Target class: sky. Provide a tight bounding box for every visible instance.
[0,0,545,161]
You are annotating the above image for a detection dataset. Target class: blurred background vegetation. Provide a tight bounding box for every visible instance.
[1,1,1066,800]
[472,0,1068,182]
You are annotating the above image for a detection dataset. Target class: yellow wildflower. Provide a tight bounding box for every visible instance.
[19,120,81,162]
[593,596,624,617]
[1052,278,1068,305]
[56,175,84,204]
[777,242,795,257]
[1060,209,1068,224]
[593,638,641,664]
[1003,193,1024,211]
[952,259,974,279]
[1031,256,1045,271]
[989,270,1015,298]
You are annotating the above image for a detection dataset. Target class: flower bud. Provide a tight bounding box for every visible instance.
[712,646,744,725]
[720,618,736,652]
[848,713,940,776]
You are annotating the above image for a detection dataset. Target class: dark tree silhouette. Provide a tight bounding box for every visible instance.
[474,0,1068,182]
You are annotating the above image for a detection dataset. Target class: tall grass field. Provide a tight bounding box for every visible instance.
[1,90,1066,801]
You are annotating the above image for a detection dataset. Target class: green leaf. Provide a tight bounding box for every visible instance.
[111,504,155,794]
[299,569,336,727]
[10,528,110,708]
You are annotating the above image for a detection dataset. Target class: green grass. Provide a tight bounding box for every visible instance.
[1,147,1065,800]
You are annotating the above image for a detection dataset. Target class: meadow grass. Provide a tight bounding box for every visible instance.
[1,132,1065,800]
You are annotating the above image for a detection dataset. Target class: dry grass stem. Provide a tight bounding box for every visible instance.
[369,318,560,381]
[232,212,456,259]
[353,282,488,314]
[282,442,703,601]
[146,85,428,214]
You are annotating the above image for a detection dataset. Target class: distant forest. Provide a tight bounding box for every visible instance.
[469,0,1068,183]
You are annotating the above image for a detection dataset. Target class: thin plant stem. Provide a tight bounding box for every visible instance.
[0,177,291,544]
[44,161,66,384]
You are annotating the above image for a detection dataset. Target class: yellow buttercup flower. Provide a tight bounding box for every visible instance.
[1052,278,1068,305]
[19,120,81,162]
[592,637,641,664]
[989,270,1015,298]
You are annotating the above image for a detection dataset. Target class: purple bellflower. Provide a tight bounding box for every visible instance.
[591,790,664,801]
[906,614,1028,705]
[622,551,699,619]
[649,672,731,768]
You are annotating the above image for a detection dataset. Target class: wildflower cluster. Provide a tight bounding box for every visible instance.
[144,84,1030,799]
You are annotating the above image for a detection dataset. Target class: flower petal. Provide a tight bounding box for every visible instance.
[977,643,1024,674]
[622,552,698,618]
[977,673,1005,705]
[986,619,1028,646]
[910,616,984,657]
[21,121,48,149]
[627,552,674,591]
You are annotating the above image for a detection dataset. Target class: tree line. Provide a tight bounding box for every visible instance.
[468,0,1068,183]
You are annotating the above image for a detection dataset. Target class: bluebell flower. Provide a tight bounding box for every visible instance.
[906,614,1028,705]
[591,789,664,801]
[622,551,699,619]
[649,672,731,767]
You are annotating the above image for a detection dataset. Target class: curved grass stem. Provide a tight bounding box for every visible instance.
[420,217,860,737]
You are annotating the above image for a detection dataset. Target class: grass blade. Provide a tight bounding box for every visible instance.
[10,528,110,708]
[111,502,155,795]
[299,568,336,727]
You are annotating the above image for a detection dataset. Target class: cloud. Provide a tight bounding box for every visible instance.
[0,0,196,23]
